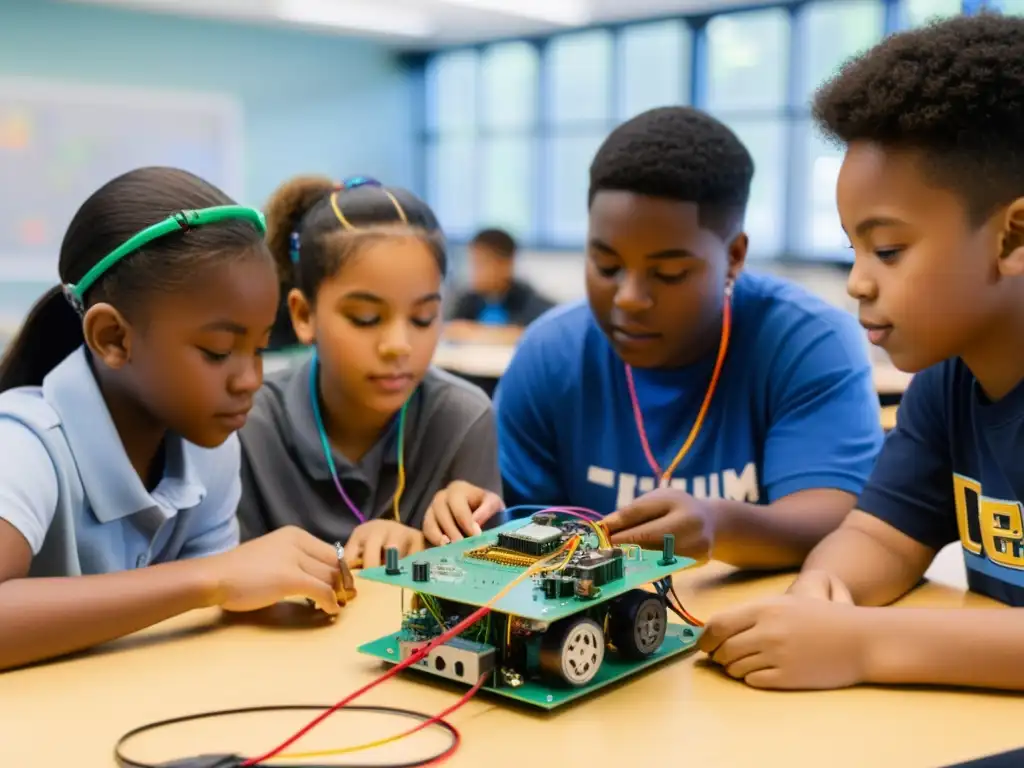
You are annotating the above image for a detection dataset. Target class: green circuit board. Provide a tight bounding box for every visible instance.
[358,518,698,622]
[357,623,701,709]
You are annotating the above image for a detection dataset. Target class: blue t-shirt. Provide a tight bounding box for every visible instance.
[478,302,511,326]
[859,359,1024,606]
[494,271,884,514]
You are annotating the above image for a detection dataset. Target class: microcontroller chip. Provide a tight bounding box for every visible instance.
[496,523,563,556]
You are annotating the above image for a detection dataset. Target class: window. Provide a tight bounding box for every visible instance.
[792,121,848,259]
[900,0,962,28]
[417,0,927,258]
[480,136,534,240]
[543,131,606,246]
[618,20,692,120]
[796,1,884,104]
[481,42,539,131]
[705,8,789,113]
[545,30,614,125]
[722,119,788,258]
[425,50,478,134]
[426,139,476,241]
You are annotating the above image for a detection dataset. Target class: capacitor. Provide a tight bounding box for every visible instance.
[412,561,430,582]
[385,547,401,575]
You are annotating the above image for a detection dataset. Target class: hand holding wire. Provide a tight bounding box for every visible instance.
[203,526,349,615]
[603,487,715,562]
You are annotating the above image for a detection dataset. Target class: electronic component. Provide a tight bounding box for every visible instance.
[496,522,563,556]
[385,547,401,575]
[566,548,625,586]
[412,561,430,582]
[398,637,496,684]
[358,520,702,709]
[659,533,677,566]
[539,573,576,599]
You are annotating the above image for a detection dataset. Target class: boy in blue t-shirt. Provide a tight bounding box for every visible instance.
[478,106,882,570]
[697,14,1024,692]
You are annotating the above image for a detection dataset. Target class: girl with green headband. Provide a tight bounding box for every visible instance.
[0,167,353,672]
[237,174,503,569]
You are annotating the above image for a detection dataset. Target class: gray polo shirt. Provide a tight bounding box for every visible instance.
[237,355,500,544]
[0,347,240,577]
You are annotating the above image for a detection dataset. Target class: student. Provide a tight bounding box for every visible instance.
[445,228,555,344]
[0,167,353,673]
[236,175,502,568]
[695,13,1024,692]
[481,106,884,569]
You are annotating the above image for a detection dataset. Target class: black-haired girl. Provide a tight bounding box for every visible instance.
[0,166,353,673]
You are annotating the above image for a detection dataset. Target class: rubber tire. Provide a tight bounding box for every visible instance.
[609,590,668,660]
[539,616,605,687]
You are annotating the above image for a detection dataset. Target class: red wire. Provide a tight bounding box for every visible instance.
[241,603,493,765]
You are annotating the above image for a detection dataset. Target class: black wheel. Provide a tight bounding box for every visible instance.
[538,616,605,687]
[609,589,667,659]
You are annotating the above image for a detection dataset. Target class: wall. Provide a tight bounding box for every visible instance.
[0,0,413,326]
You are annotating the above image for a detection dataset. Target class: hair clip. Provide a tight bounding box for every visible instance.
[339,175,382,191]
[289,231,301,264]
[61,283,84,315]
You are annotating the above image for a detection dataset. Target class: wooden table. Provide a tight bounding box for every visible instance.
[1,558,1015,768]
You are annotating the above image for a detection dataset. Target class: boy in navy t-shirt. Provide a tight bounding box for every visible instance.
[486,106,884,570]
[698,14,1024,692]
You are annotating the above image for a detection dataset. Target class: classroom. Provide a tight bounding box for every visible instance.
[1,0,1023,765]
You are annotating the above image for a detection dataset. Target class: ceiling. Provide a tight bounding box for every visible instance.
[64,0,790,49]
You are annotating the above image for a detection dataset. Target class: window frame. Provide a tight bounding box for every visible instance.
[412,0,968,263]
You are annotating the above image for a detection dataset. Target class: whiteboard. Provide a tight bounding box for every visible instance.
[0,76,243,281]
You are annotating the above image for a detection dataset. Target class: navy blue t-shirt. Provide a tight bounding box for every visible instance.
[494,271,884,515]
[859,359,1024,606]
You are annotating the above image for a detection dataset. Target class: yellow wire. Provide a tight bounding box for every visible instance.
[272,537,581,762]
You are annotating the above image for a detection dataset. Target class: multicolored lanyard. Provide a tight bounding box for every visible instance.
[308,353,408,524]
[624,282,733,488]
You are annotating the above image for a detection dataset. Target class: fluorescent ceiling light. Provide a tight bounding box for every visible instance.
[434,0,590,25]
[277,0,436,37]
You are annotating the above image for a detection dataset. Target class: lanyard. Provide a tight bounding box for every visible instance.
[308,353,408,524]
[624,282,733,488]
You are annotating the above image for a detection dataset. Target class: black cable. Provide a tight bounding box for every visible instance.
[114,704,460,768]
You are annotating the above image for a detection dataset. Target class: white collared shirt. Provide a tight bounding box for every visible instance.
[0,347,240,577]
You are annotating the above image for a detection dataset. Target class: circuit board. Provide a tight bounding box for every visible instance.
[359,518,697,622]
[358,623,700,709]
[356,514,704,708]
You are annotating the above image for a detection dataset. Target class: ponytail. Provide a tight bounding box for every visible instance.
[0,286,84,393]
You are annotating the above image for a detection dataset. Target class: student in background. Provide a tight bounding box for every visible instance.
[0,167,352,673]
[483,107,884,569]
[697,14,1024,692]
[238,176,502,568]
[444,228,555,344]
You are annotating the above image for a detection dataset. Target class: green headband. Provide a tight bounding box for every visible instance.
[63,205,267,310]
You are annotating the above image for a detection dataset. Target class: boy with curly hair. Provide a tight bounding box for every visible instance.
[697,13,1024,692]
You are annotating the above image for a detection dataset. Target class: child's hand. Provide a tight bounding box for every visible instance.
[787,569,854,603]
[203,526,354,615]
[697,596,868,690]
[346,520,426,569]
[423,481,504,545]
[602,487,714,562]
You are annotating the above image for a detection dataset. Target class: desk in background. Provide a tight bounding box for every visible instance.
[0,555,1013,768]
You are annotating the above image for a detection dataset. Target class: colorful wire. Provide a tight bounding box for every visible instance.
[309,352,409,525]
[624,284,733,487]
[241,537,580,766]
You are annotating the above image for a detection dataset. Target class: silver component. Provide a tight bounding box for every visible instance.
[509,523,562,545]
[398,637,496,683]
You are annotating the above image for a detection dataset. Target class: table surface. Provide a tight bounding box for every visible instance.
[2,553,1013,768]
